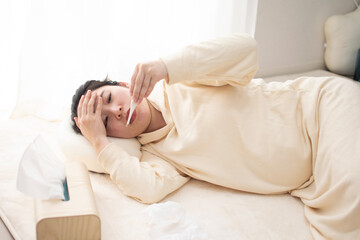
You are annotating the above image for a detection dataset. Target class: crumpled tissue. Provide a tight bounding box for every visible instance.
[142,201,210,240]
[16,135,66,200]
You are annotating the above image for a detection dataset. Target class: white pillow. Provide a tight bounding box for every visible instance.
[324,7,360,76]
[57,118,142,173]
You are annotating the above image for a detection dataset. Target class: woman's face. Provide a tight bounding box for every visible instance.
[93,85,151,138]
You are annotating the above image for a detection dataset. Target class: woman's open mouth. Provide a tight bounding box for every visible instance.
[126,108,137,124]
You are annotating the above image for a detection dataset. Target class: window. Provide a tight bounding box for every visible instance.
[0,0,257,120]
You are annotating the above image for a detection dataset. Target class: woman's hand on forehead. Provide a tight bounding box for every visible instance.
[74,90,109,153]
[130,59,169,104]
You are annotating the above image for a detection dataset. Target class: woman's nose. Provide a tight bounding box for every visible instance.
[112,106,123,119]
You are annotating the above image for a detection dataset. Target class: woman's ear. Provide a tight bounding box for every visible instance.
[118,82,129,88]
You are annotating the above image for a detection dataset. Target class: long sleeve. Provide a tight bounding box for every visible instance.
[97,142,190,204]
[160,33,258,86]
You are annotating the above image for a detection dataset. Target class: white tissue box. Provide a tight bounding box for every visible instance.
[34,161,100,240]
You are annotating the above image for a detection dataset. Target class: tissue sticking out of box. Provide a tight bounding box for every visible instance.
[16,134,67,200]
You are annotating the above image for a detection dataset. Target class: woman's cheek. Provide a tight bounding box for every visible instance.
[108,123,124,137]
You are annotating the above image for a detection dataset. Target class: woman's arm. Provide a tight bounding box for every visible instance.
[74,87,188,203]
[98,143,190,204]
[162,33,258,86]
[130,34,258,104]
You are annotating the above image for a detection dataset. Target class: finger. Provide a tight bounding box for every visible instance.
[138,75,151,104]
[87,92,97,114]
[77,95,85,118]
[132,70,144,103]
[95,96,102,117]
[130,64,139,96]
[144,81,156,98]
[83,90,91,116]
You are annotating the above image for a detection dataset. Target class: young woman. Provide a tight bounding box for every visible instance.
[72,34,360,239]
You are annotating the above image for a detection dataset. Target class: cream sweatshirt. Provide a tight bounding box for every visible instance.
[98,34,313,204]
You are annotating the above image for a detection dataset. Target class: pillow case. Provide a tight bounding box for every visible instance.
[324,7,360,76]
[57,118,142,174]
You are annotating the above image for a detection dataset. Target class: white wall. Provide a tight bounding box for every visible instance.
[254,0,357,78]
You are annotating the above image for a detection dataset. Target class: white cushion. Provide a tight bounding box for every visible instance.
[57,118,141,173]
[324,7,360,76]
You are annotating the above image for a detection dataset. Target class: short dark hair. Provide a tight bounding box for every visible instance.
[71,77,119,134]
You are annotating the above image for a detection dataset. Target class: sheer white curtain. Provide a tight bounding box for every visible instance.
[0,0,258,121]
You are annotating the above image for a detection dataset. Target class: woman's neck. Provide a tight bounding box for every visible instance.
[144,100,166,133]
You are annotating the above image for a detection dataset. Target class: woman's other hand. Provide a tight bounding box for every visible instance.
[130,59,169,104]
[74,90,110,153]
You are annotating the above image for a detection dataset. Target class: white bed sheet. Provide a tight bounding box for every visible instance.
[1,69,346,239]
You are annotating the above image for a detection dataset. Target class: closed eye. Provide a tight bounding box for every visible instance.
[105,116,108,129]
[108,92,111,103]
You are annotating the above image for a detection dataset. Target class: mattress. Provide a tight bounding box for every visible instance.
[1,69,347,240]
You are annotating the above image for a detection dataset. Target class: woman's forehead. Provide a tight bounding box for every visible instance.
[94,85,130,98]
[94,85,113,92]
[93,85,116,94]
